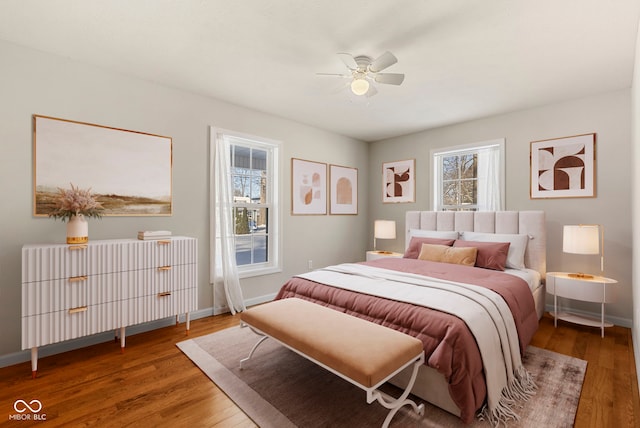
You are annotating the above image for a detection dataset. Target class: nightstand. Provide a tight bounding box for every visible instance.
[366,251,403,261]
[546,272,618,337]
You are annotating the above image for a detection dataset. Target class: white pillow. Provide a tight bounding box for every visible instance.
[461,231,529,270]
[409,229,459,240]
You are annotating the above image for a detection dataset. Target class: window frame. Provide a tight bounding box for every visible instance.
[212,129,282,279]
[431,139,505,211]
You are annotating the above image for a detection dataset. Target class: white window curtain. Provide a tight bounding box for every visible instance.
[211,131,246,314]
[476,144,503,211]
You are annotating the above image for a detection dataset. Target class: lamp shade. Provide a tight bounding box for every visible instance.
[563,225,600,255]
[374,220,396,239]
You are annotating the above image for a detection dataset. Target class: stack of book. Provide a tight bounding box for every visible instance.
[137,230,172,240]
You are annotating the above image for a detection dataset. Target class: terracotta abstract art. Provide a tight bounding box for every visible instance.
[382,159,415,203]
[530,134,596,199]
[292,158,327,215]
[330,164,357,215]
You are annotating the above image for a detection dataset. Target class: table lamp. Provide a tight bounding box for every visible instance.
[562,224,603,279]
[374,220,396,253]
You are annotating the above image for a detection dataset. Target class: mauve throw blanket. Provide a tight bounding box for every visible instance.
[275,258,539,424]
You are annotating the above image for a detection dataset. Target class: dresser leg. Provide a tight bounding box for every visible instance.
[31,348,38,379]
[601,302,605,338]
[120,327,126,353]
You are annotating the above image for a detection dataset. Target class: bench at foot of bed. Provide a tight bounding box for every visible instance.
[240,297,426,428]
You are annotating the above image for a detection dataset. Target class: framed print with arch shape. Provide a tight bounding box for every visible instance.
[329,164,357,215]
[530,133,596,199]
[291,158,327,215]
[382,159,415,203]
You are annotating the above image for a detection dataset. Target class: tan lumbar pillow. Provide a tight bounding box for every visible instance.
[418,243,478,267]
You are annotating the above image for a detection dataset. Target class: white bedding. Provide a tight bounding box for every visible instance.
[504,268,541,293]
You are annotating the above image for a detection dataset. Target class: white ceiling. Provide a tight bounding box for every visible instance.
[0,1,638,142]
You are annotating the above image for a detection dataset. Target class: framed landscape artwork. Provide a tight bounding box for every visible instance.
[329,164,358,215]
[530,133,596,199]
[382,159,415,203]
[33,115,173,216]
[291,158,327,215]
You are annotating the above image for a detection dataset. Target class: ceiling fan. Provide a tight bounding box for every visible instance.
[317,51,405,97]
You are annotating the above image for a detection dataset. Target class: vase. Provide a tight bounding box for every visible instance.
[67,214,89,244]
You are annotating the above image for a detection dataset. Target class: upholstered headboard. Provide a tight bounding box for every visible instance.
[405,211,546,279]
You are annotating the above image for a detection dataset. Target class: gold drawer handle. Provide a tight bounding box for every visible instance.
[157,240,171,245]
[69,275,88,283]
[158,292,172,297]
[68,306,88,314]
[158,266,172,271]
[68,244,88,251]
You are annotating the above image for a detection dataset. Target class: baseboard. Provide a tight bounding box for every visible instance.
[213,293,277,315]
[0,307,215,370]
[543,303,632,328]
[246,292,277,308]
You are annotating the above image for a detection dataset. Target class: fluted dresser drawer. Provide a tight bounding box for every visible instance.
[22,301,122,349]
[121,288,196,327]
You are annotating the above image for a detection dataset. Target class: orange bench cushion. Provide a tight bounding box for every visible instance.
[240,298,424,388]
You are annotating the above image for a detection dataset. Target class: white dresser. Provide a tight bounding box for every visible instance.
[22,237,197,377]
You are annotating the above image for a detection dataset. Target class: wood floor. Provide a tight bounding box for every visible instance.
[1,313,638,427]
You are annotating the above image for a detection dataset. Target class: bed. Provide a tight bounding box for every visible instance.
[275,210,546,424]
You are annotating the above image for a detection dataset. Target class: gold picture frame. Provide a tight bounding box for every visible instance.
[33,115,173,216]
[329,164,358,215]
[291,158,327,215]
[530,133,596,199]
[382,159,415,203]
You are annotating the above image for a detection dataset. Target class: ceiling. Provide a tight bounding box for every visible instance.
[0,1,638,142]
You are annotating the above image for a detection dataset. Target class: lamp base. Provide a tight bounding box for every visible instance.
[375,250,393,255]
[567,273,594,279]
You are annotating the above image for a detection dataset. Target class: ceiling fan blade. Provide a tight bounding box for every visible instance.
[369,51,397,72]
[375,73,405,85]
[337,52,358,70]
[316,72,350,78]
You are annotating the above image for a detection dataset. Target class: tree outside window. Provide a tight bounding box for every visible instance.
[432,140,504,211]
[442,153,478,210]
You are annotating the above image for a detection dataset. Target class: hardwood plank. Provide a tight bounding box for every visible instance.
[0,312,636,427]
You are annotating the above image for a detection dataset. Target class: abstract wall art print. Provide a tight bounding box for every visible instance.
[329,164,357,215]
[291,158,327,215]
[33,115,172,216]
[382,159,415,203]
[530,133,596,199]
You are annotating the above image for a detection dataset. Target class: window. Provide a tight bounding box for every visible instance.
[432,139,505,211]
[213,130,281,278]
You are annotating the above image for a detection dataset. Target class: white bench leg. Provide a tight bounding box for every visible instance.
[240,335,269,369]
[368,354,425,428]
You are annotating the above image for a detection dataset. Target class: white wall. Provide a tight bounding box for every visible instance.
[0,40,369,358]
[369,90,633,326]
[631,15,640,392]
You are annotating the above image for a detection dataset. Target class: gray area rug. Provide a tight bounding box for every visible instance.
[177,326,586,427]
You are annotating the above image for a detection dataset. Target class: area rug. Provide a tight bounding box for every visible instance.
[177,326,587,427]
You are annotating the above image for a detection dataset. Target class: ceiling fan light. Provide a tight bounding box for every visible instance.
[350,78,369,96]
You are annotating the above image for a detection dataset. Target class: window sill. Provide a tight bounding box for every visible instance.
[238,265,282,279]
